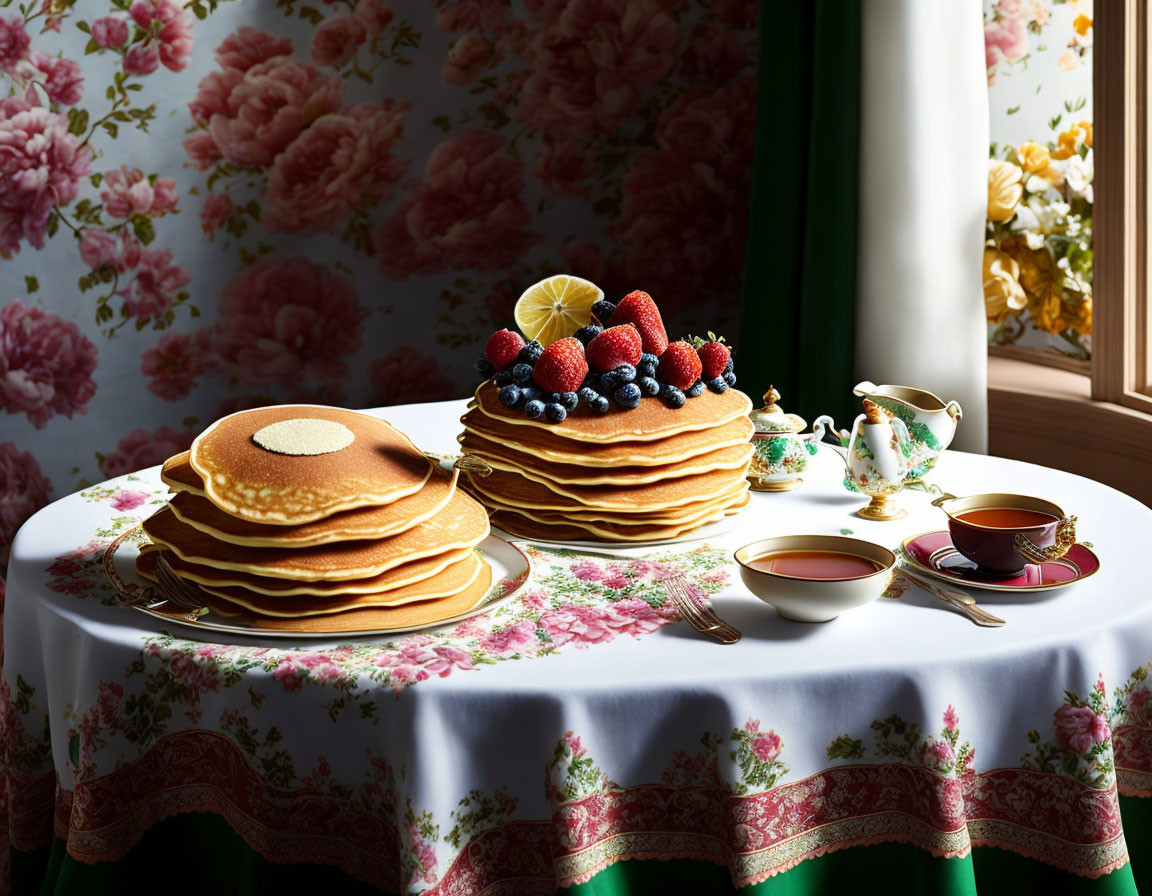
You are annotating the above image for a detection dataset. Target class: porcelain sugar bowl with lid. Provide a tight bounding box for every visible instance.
[748,387,819,492]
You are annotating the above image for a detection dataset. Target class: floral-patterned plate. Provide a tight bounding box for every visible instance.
[103,527,531,639]
[901,530,1100,592]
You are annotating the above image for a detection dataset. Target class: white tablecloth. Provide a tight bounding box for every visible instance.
[4,399,1151,891]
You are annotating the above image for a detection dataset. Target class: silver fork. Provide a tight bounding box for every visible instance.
[664,573,741,644]
[895,565,1005,627]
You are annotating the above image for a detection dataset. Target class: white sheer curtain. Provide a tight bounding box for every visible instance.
[856,0,989,453]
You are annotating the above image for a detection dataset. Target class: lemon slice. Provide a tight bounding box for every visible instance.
[514,275,603,347]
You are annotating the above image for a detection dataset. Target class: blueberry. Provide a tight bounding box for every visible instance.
[558,391,579,412]
[598,371,622,393]
[524,399,545,419]
[574,324,603,345]
[580,375,598,392]
[544,402,567,423]
[637,376,660,397]
[578,386,599,404]
[614,364,636,384]
[475,357,495,377]
[724,357,734,373]
[707,376,728,393]
[498,385,523,408]
[493,368,514,387]
[637,353,659,378]
[660,384,686,408]
[518,341,543,365]
[592,300,617,324]
[723,370,737,387]
[520,385,541,403]
[591,396,610,414]
[614,383,642,409]
[512,362,534,384]
[686,379,706,397]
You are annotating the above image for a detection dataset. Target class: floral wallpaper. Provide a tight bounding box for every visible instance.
[982,0,1093,360]
[0,0,760,577]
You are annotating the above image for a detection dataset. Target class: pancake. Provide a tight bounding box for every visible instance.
[459,435,753,486]
[459,409,755,467]
[190,405,434,525]
[161,451,205,496]
[195,551,485,617]
[142,545,475,596]
[464,466,744,512]
[157,562,495,634]
[141,488,490,581]
[490,494,749,542]
[471,381,753,443]
[168,467,458,548]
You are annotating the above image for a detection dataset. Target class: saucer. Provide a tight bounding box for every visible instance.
[900,530,1100,592]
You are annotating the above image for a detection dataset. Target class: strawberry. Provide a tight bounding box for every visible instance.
[607,290,668,356]
[692,334,731,381]
[531,337,589,394]
[484,329,526,370]
[586,324,643,371]
[656,341,702,391]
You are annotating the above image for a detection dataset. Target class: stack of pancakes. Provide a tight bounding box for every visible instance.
[137,406,492,633]
[459,382,755,542]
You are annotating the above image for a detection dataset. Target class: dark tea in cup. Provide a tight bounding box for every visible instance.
[932,492,1069,575]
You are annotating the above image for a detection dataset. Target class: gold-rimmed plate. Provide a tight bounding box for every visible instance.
[103,526,531,639]
[901,530,1100,593]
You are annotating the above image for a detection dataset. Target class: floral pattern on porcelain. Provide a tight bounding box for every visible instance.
[750,433,818,487]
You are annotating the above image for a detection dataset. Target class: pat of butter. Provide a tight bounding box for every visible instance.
[253,418,354,456]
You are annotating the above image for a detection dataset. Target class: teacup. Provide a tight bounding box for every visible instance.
[931,492,1076,575]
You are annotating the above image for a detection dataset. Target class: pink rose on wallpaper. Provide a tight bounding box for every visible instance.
[24,52,83,106]
[0,15,29,73]
[523,0,565,26]
[140,328,217,401]
[200,193,232,234]
[559,239,631,302]
[437,0,508,33]
[516,0,680,136]
[0,104,90,254]
[705,0,758,29]
[216,257,366,394]
[100,425,195,478]
[311,16,366,68]
[681,21,749,82]
[1053,704,1111,754]
[123,0,194,75]
[91,17,129,49]
[114,230,142,272]
[118,246,191,319]
[263,101,410,235]
[375,130,542,279]
[442,34,496,86]
[355,0,394,37]
[214,26,293,72]
[984,16,1027,70]
[78,228,116,268]
[0,441,52,569]
[100,166,179,219]
[187,55,343,169]
[0,301,98,429]
[367,346,456,406]
[533,134,595,197]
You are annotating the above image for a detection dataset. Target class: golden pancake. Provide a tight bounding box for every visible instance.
[164,565,494,634]
[477,482,749,526]
[464,466,746,512]
[471,381,753,443]
[190,405,434,525]
[459,409,754,466]
[168,467,458,548]
[141,545,475,596]
[460,435,753,486]
[142,489,490,581]
[490,493,749,542]
[161,451,205,496]
[194,552,485,617]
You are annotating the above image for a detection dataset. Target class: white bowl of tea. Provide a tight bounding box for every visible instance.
[734,535,897,623]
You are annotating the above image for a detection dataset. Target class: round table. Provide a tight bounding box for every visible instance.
[4,399,1152,896]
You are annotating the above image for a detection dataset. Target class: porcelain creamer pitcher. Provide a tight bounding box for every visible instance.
[852,381,962,478]
[813,400,915,520]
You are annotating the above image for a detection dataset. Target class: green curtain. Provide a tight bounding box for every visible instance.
[739,0,861,428]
